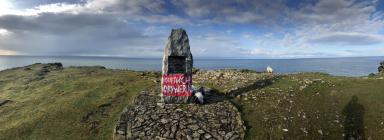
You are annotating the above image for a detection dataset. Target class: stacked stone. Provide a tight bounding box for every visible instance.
[378,61,384,73]
[114,92,246,140]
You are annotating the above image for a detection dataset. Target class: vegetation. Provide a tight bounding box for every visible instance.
[195,72,384,139]
[1,64,384,140]
[0,63,157,140]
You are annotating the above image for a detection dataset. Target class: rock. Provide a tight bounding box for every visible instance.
[318,129,323,135]
[0,99,12,106]
[161,28,194,104]
[225,132,234,139]
[114,92,246,140]
[160,118,168,124]
[204,133,212,139]
[192,132,200,138]
[162,28,193,75]
[379,61,384,73]
[188,124,199,131]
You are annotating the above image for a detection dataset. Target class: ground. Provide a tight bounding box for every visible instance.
[0,63,157,140]
[0,63,384,140]
[193,70,384,140]
[114,92,245,140]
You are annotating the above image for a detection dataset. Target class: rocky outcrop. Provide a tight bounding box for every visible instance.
[193,69,275,94]
[378,61,384,73]
[114,91,246,140]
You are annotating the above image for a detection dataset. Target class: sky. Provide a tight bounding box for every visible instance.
[0,0,384,58]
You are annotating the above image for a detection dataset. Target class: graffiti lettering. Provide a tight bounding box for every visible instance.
[161,74,192,97]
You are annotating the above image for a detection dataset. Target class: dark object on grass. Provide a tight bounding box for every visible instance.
[343,96,365,140]
[368,73,375,77]
[378,61,384,73]
[192,86,206,104]
[0,99,12,106]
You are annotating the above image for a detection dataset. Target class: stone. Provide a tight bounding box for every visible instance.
[192,132,200,138]
[225,132,234,139]
[318,129,323,135]
[378,61,384,73]
[151,114,159,120]
[204,133,212,139]
[188,124,199,131]
[161,28,194,104]
[0,99,12,106]
[114,92,246,140]
[160,118,168,124]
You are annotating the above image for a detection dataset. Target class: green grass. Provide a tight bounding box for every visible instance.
[0,64,158,140]
[226,73,384,140]
[1,65,384,140]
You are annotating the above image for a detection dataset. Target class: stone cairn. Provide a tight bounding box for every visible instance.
[161,28,194,104]
[114,91,246,140]
[378,61,384,74]
[114,29,246,140]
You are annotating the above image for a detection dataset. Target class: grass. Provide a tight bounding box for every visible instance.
[225,73,384,140]
[1,64,384,140]
[0,64,157,140]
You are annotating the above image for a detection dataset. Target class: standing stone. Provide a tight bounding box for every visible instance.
[161,28,193,104]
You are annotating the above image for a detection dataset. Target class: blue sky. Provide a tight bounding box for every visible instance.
[0,0,384,58]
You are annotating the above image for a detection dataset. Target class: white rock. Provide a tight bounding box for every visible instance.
[318,130,323,135]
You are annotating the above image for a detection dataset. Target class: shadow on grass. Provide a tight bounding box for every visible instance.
[227,76,281,97]
[343,96,365,140]
[203,75,280,104]
[201,75,281,139]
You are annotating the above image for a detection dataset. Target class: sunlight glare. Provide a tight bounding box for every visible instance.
[0,0,14,15]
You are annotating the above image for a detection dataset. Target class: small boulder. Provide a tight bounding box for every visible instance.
[0,99,12,106]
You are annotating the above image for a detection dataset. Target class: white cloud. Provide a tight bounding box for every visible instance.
[0,28,11,36]
[283,0,384,48]
[0,49,17,55]
[0,0,384,58]
[309,32,384,45]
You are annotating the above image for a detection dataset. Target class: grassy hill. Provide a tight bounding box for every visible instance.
[193,70,384,139]
[0,63,157,140]
[1,64,384,139]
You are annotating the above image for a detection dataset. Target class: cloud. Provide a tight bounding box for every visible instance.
[0,0,384,58]
[0,0,187,57]
[0,28,11,36]
[171,0,287,25]
[283,0,384,48]
[309,32,384,45]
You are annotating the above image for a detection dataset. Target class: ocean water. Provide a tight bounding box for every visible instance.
[0,56,382,77]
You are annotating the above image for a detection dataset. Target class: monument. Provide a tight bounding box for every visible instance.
[161,28,193,103]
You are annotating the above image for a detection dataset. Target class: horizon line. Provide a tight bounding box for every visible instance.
[0,54,383,60]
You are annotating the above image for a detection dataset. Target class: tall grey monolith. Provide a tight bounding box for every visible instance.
[161,28,193,104]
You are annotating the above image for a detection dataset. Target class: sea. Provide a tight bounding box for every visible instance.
[0,55,382,77]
